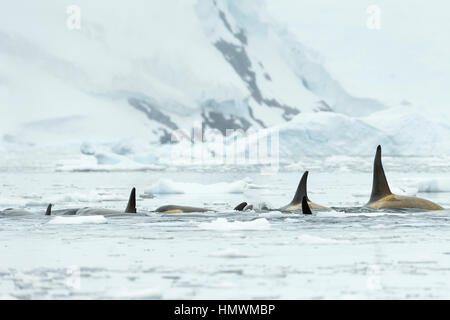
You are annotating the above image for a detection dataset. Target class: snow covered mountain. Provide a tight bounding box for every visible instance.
[0,1,384,141]
[0,0,449,160]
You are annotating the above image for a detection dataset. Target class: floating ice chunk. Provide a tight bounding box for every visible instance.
[106,288,162,299]
[315,210,342,217]
[146,179,185,194]
[146,178,249,195]
[247,184,268,189]
[80,142,95,155]
[57,158,164,172]
[258,211,287,218]
[198,218,270,231]
[51,190,127,203]
[209,248,254,258]
[295,234,350,244]
[47,216,107,225]
[210,281,239,289]
[133,154,159,164]
[111,141,134,155]
[95,153,121,165]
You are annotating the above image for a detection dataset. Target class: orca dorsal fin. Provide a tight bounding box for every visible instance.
[301,196,312,215]
[45,204,52,216]
[369,145,392,203]
[125,188,137,213]
[290,171,309,205]
[234,202,247,211]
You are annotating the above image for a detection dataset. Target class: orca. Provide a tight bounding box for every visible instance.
[279,171,330,211]
[366,145,444,210]
[233,202,248,211]
[0,208,33,216]
[56,188,137,216]
[1,204,52,216]
[155,205,212,213]
[156,202,250,213]
[301,196,312,215]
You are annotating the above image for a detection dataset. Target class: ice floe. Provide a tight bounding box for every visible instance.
[198,218,270,231]
[47,216,108,225]
[209,248,255,258]
[146,178,250,195]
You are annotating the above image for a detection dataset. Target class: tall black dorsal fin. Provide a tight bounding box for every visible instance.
[369,145,392,203]
[301,196,312,215]
[290,171,309,205]
[125,188,137,213]
[234,202,247,211]
[45,204,52,216]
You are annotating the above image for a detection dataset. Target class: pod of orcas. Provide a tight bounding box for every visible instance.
[0,146,445,217]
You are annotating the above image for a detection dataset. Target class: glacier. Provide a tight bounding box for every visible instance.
[1,0,449,166]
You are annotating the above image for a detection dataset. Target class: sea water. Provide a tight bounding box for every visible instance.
[1,149,450,299]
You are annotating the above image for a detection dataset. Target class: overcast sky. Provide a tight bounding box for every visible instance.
[267,0,450,114]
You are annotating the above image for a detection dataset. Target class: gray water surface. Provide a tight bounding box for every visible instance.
[1,151,450,299]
